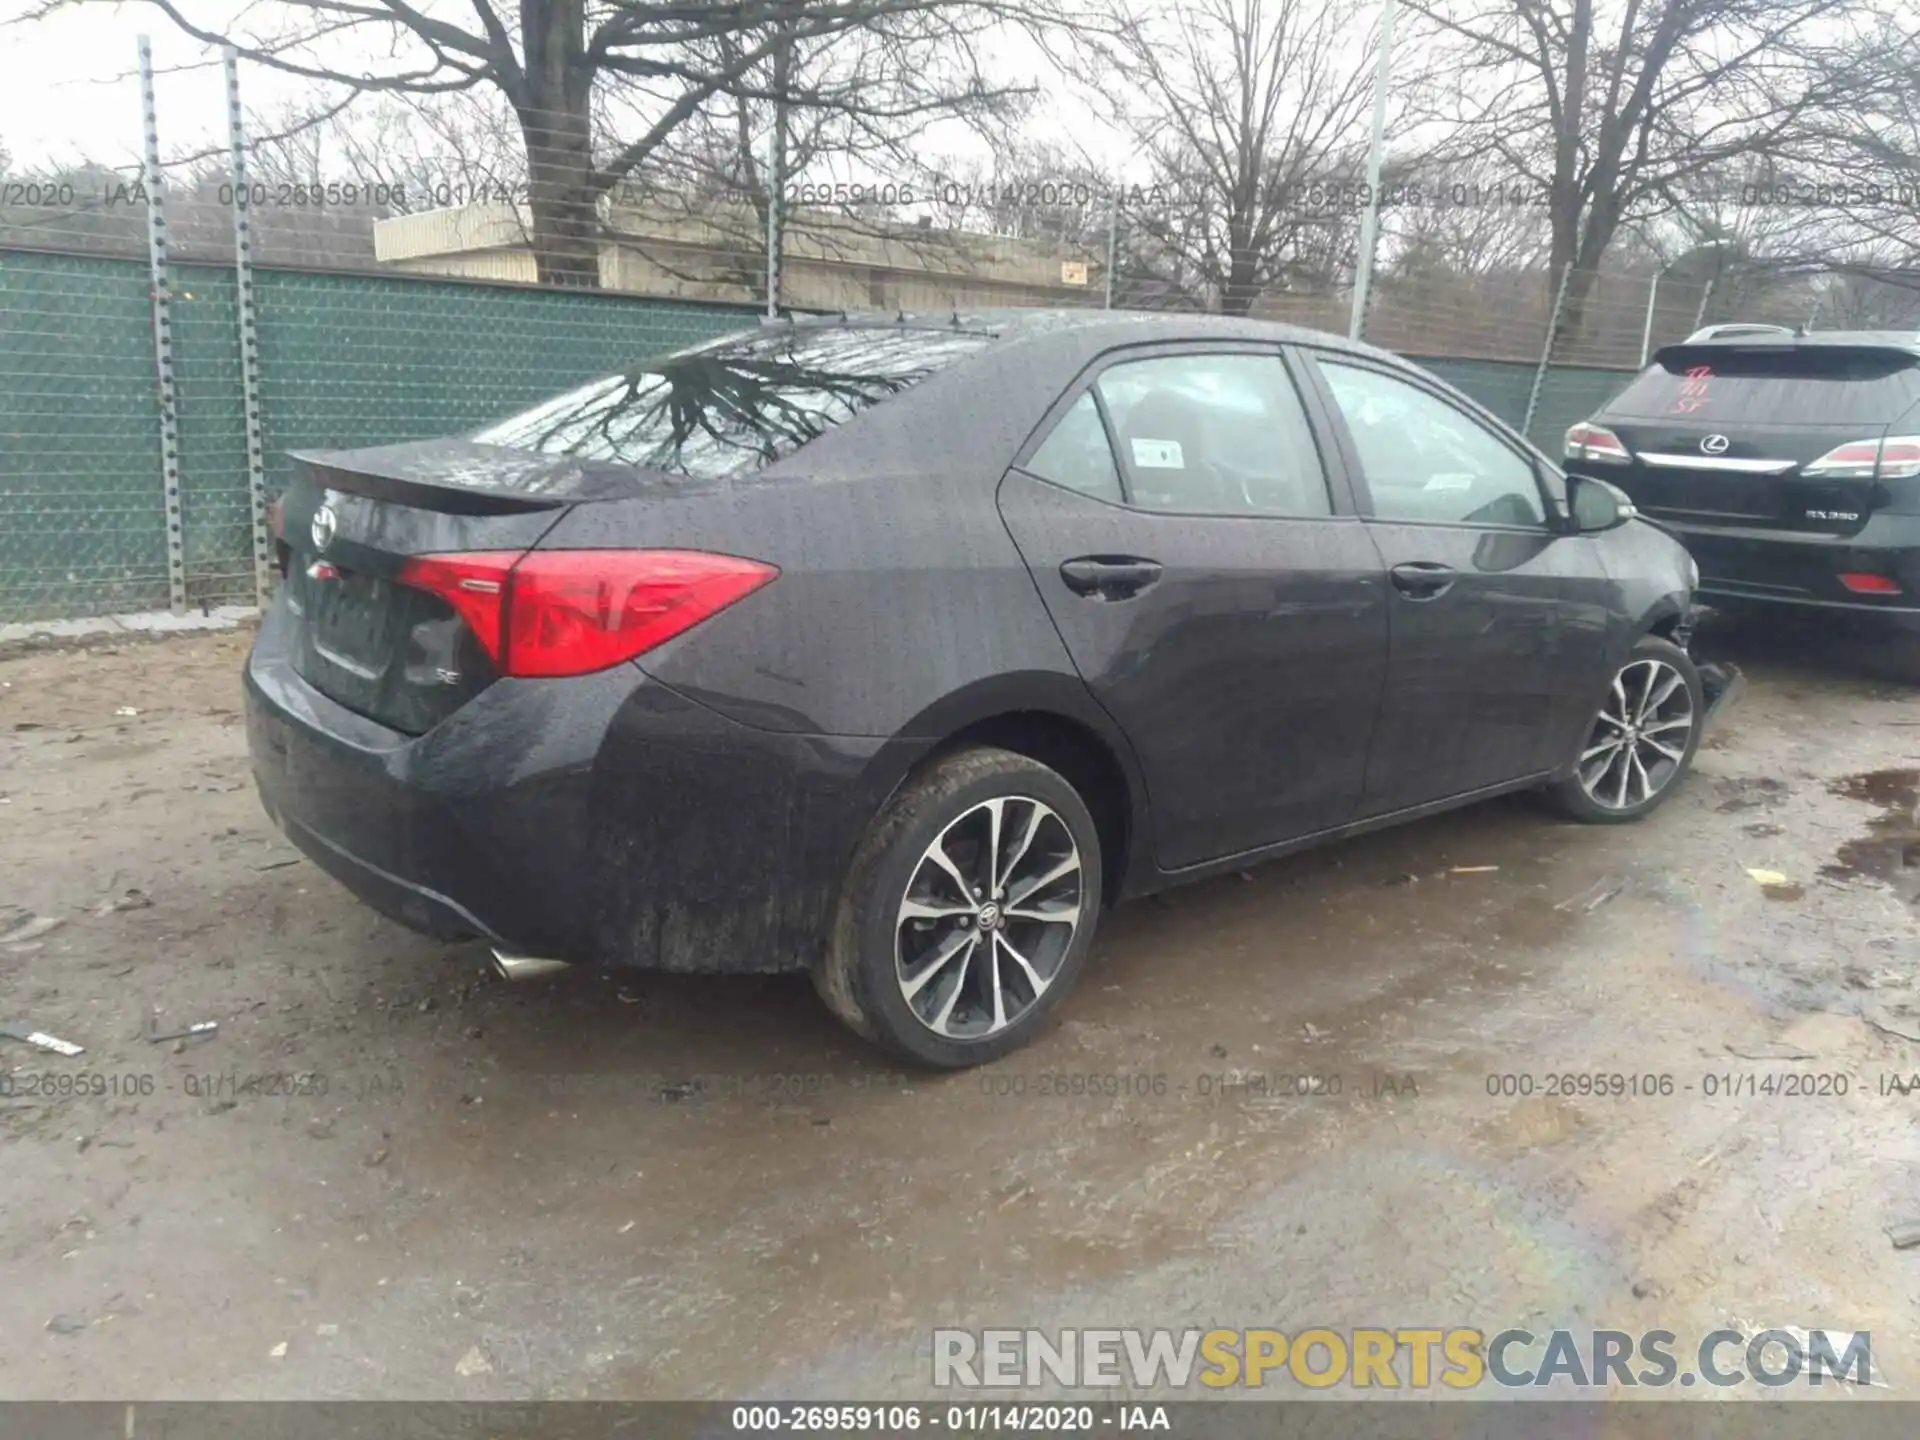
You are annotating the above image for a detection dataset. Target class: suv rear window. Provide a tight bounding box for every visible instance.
[473,325,994,480]
[1606,346,1920,425]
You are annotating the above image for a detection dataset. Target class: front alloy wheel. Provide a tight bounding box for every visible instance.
[1577,656,1696,810]
[895,796,1084,1041]
[1550,634,1704,823]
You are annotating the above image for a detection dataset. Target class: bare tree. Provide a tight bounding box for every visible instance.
[243,91,528,215]
[1079,0,1380,313]
[1756,30,1920,282]
[1812,270,1920,326]
[38,0,1073,286]
[1404,0,1917,336]
[1379,159,1552,279]
[597,13,1042,295]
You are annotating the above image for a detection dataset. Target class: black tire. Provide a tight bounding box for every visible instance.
[813,745,1104,1069]
[1547,634,1705,824]
[1849,614,1920,686]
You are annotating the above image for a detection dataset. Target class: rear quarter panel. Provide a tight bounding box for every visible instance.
[535,337,1093,739]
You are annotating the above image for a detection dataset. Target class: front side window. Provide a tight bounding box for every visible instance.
[473,325,994,483]
[1318,360,1546,527]
[1091,353,1334,517]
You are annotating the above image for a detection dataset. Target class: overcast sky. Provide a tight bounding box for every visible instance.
[0,0,1124,183]
[0,5,307,171]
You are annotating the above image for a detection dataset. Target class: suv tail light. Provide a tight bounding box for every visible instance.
[1803,436,1920,480]
[1565,422,1631,464]
[397,549,778,678]
[1839,572,1903,595]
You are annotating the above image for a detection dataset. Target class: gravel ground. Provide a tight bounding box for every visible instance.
[0,615,1917,1401]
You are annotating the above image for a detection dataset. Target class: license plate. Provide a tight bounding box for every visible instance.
[307,571,398,670]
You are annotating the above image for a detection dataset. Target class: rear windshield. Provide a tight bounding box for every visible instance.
[472,324,994,480]
[1606,346,1920,425]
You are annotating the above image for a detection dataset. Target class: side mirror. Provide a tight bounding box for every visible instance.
[1567,473,1637,534]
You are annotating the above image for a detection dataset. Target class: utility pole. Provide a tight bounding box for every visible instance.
[1348,0,1397,341]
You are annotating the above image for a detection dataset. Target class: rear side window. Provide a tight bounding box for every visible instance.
[1093,353,1333,517]
[1024,393,1124,502]
[473,326,993,480]
[1606,347,1920,425]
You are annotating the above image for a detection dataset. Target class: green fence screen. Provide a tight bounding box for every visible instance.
[1,246,1638,624]
[1,249,759,621]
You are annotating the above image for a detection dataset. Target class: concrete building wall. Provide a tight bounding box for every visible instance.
[373,202,1100,311]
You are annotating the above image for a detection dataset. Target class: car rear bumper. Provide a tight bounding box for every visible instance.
[257,786,502,941]
[1661,514,1920,625]
[246,599,622,956]
[245,597,912,972]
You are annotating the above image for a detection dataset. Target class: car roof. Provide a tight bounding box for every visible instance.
[764,306,1396,360]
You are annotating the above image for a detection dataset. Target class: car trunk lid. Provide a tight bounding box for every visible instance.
[1595,342,1920,538]
[277,441,634,735]
[1601,418,1881,535]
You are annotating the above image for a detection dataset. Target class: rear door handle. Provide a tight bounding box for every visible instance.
[1389,561,1457,600]
[1060,556,1164,601]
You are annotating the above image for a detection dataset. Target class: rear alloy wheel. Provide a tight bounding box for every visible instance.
[815,746,1104,1068]
[1549,635,1704,823]
[895,796,1083,1040]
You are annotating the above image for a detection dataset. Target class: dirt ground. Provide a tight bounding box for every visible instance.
[1,615,1917,1401]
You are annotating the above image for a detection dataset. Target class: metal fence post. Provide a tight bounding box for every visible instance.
[764,24,789,319]
[1521,263,1572,444]
[138,34,187,616]
[1638,270,1661,367]
[225,49,272,609]
[1104,189,1120,309]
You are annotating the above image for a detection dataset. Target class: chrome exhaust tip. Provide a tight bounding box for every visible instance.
[490,949,572,982]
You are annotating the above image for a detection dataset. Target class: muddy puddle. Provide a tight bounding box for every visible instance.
[1824,769,1920,898]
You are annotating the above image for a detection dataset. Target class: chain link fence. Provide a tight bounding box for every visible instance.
[0,222,1721,626]
[0,249,760,620]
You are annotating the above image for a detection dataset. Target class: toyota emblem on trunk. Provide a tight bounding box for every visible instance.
[311,502,338,552]
[1700,434,1731,455]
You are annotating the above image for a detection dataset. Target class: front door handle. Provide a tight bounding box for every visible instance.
[1060,556,1164,601]
[1389,561,1457,600]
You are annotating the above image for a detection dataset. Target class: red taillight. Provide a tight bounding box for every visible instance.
[397,553,517,662]
[397,549,778,678]
[1804,435,1920,481]
[505,549,779,677]
[1565,422,1631,464]
[1839,572,1902,595]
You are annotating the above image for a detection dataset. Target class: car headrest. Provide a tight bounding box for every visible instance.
[1117,390,1205,474]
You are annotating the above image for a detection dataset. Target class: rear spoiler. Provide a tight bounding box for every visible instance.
[1651,340,1920,368]
[289,440,666,514]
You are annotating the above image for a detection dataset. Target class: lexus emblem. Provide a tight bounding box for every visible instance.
[311,502,337,553]
[1700,434,1731,456]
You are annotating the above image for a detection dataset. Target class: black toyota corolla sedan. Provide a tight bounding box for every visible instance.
[247,311,1736,1067]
